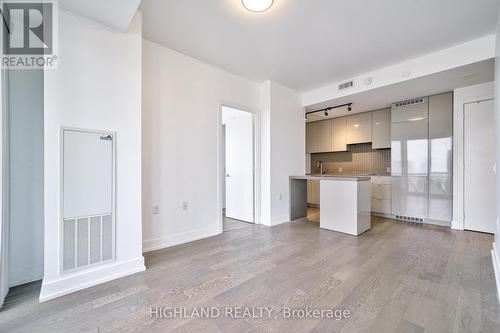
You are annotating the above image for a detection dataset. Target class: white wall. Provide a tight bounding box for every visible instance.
[40,10,144,302]
[142,39,261,252]
[493,8,500,302]
[260,81,305,226]
[452,81,495,230]
[8,69,44,287]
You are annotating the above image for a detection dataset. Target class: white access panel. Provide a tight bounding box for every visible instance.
[62,128,115,272]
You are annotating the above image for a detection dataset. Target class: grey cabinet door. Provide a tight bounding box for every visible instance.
[347,112,372,144]
[317,120,332,152]
[306,122,318,153]
[372,109,391,149]
[428,93,453,222]
[331,117,347,151]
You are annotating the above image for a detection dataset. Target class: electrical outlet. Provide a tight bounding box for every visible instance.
[278,193,282,200]
[152,205,160,215]
[387,167,391,173]
[182,202,188,211]
[338,167,343,173]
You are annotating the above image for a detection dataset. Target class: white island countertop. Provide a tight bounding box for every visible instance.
[290,175,371,182]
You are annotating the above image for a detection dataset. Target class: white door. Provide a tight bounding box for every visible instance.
[223,107,254,223]
[464,99,496,233]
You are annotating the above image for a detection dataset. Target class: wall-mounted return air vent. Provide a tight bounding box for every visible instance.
[338,80,354,90]
[392,97,427,109]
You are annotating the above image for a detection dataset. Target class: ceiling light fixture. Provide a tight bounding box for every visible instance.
[347,105,352,112]
[324,111,329,117]
[242,0,274,12]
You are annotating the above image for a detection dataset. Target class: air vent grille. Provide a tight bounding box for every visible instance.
[339,81,354,90]
[393,98,426,108]
[395,215,424,223]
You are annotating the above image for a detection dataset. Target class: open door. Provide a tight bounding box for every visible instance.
[222,107,254,223]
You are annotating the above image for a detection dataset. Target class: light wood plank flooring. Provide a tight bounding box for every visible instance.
[1,217,499,332]
[223,217,253,232]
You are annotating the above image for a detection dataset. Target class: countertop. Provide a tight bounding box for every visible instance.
[290,175,372,182]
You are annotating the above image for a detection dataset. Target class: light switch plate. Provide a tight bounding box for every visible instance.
[152,205,160,215]
[182,202,188,211]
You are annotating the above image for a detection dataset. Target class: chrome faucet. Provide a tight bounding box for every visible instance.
[317,161,325,175]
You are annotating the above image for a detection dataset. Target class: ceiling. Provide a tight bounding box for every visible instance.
[305,58,495,122]
[60,0,141,32]
[140,0,500,92]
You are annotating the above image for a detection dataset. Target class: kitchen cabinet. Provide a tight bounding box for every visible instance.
[428,92,452,222]
[306,120,332,153]
[371,176,392,215]
[307,180,320,206]
[347,112,372,144]
[306,122,318,154]
[331,117,347,151]
[372,109,391,149]
[317,120,332,152]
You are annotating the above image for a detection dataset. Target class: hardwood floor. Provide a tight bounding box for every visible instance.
[1,217,499,332]
[223,217,253,232]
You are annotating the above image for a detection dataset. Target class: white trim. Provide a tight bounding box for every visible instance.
[8,264,44,287]
[261,214,290,227]
[39,257,145,302]
[217,102,262,233]
[452,82,495,230]
[142,226,221,253]
[492,242,500,303]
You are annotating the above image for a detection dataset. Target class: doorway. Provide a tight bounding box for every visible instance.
[464,98,496,233]
[221,106,255,232]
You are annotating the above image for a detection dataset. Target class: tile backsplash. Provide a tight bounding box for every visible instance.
[310,143,391,176]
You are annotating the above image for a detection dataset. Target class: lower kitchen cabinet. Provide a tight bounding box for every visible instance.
[371,176,392,214]
[307,180,320,206]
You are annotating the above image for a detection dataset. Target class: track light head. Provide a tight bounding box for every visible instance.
[324,111,328,117]
[347,105,352,112]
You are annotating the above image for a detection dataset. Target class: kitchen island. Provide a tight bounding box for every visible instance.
[290,175,371,235]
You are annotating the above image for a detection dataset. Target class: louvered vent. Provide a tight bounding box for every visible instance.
[339,80,354,90]
[392,97,426,109]
[63,215,114,271]
[395,215,424,223]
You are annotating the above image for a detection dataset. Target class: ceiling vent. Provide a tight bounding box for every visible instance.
[392,97,427,109]
[338,80,354,90]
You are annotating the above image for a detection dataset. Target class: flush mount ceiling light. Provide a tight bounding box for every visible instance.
[242,0,274,12]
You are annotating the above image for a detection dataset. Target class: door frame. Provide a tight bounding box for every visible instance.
[217,102,260,233]
[463,98,495,233]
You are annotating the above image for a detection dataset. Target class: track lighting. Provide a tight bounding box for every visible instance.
[306,103,354,118]
[348,105,352,112]
[324,111,328,117]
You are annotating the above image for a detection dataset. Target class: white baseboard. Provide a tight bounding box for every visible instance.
[451,220,464,230]
[271,215,290,226]
[8,264,44,287]
[492,242,500,303]
[142,226,221,253]
[39,257,145,303]
[259,215,290,227]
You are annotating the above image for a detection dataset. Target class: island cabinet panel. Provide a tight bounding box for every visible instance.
[346,112,372,144]
[372,109,391,149]
[331,117,347,152]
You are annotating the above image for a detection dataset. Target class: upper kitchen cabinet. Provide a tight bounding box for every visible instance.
[317,119,333,152]
[331,117,347,152]
[346,112,372,144]
[306,122,318,153]
[306,120,332,153]
[372,109,391,149]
